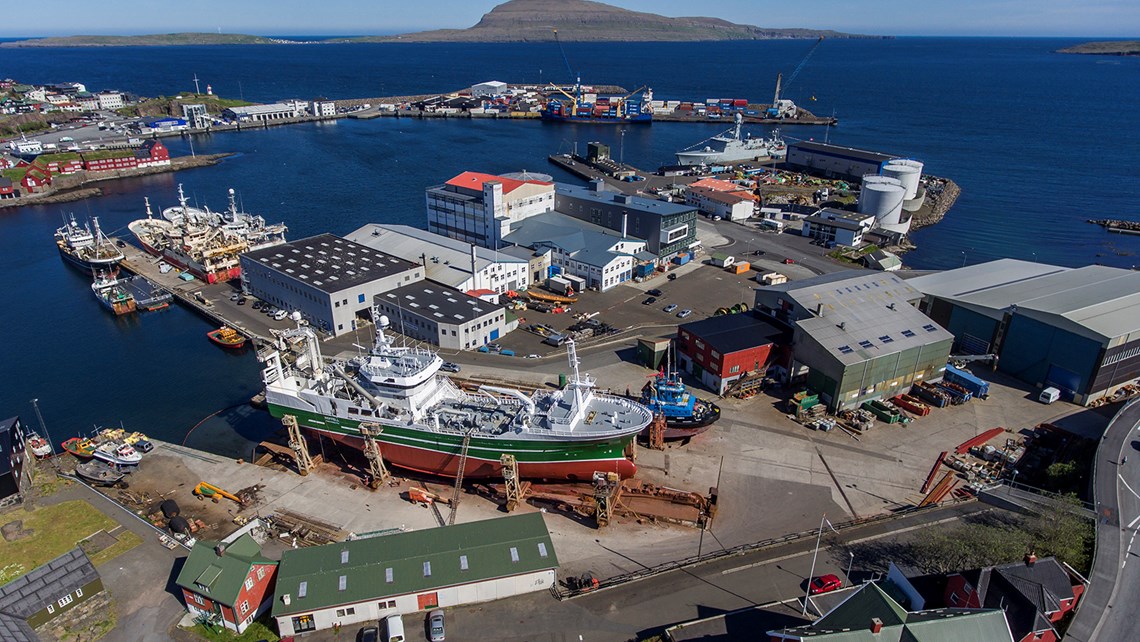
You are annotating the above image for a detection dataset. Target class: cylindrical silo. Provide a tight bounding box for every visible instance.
[882,159,923,200]
[858,175,906,227]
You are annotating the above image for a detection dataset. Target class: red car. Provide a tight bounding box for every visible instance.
[809,574,842,595]
[783,258,796,265]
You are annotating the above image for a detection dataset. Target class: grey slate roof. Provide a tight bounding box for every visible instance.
[679,313,788,356]
[0,611,35,642]
[0,548,99,619]
[273,513,557,618]
[958,557,1078,641]
[761,271,954,367]
[503,212,643,269]
[244,233,419,294]
[790,141,898,165]
[556,183,695,217]
[906,259,1140,342]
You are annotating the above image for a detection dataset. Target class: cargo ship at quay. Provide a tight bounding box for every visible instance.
[259,309,652,480]
[128,185,287,283]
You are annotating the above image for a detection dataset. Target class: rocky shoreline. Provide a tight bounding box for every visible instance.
[0,153,232,210]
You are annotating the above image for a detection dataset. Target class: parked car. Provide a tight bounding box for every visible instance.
[252,301,262,310]
[525,354,540,359]
[229,293,241,301]
[358,626,379,642]
[667,273,678,281]
[677,309,693,319]
[809,574,842,595]
[663,304,678,313]
[428,609,446,641]
[385,614,405,642]
[236,297,247,305]
[647,288,664,297]
[272,309,288,321]
[783,258,796,264]
[642,296,657,305]
[439,362,461,373]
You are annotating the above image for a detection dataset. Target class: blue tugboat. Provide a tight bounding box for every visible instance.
[634,369,720,441]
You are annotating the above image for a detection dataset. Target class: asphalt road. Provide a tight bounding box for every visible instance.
[1066,398,1140,641]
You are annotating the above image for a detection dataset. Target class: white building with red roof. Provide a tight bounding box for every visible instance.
[426,171,555,249]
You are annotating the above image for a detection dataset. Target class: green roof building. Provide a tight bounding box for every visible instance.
[174,534,278,635]
[272,513,559,636]
[769,582,1015,641]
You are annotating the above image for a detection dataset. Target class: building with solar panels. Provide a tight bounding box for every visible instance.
[754,271,954,411]
[907,259,1140,405]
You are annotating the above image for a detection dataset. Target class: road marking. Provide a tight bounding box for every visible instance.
[1129,513,1140,530]
[1119,474,1140,501]
[1125,530,1138,570]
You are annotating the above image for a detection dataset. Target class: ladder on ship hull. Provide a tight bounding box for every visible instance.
[448,432,473,526]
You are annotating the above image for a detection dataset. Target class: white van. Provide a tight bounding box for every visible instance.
[384,614,405,642]
[1039,387,1061,404]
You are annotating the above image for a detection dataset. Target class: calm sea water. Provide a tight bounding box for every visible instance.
[1,38,1137,454]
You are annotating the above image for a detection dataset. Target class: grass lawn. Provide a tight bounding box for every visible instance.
[0,499,141,580]
[188,619,279,642]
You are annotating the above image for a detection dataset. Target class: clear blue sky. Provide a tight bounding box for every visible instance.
[2,0,1136,38]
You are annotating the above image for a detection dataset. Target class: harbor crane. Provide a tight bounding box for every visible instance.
[767,37,824,119]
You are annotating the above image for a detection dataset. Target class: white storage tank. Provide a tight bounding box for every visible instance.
[882,159,923,200]
[859,175,906,227]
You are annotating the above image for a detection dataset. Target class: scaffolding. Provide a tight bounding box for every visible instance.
[647,413,666,450]
[282,415,315,476]
[593,471,622,528]
[500,454,527,512]
[358,422,391,488]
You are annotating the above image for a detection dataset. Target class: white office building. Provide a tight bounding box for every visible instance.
[426,171,555,249]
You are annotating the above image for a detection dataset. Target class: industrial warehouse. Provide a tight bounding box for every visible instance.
[908,259,1140,404]
[754,271,955,411]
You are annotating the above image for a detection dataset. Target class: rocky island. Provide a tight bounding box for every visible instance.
[345,0,876,42]
[1057,40,1140,56]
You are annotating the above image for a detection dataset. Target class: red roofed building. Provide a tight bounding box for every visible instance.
[689,177,746,193]
[686,185,756,221]
[21,166,51,192]
[0,177,16,199]
[427,171,555,249]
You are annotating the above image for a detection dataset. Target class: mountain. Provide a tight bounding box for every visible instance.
[0,33,297,47]
[344,0,875,43]
[1057,40,1140,56]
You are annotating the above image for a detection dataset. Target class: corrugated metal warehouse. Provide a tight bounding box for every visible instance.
[754,271,954,411]
[908,259,1140,404]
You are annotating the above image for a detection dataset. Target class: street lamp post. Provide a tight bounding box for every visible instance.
[960,250,967,267]
[619,129,626,165]
[846,551,855,587]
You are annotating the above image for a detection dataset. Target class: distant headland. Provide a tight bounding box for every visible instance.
[1,0,880,47]
[1056,40,1140,56]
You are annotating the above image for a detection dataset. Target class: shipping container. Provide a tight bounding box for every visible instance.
[942,365,990,398]
[730,261,751,274]
[733,99,749,107]
[673,254,691,266]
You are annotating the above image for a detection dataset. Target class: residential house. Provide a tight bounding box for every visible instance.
[0,548,106,640]
[175,534,278,634]
[0,417,28,505]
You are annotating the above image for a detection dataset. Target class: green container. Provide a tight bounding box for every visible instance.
[559,373,568,388]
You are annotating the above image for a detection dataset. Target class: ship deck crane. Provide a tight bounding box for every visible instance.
[768,37,824,119]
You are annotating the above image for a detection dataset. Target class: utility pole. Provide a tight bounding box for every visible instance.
[193,74,201,95]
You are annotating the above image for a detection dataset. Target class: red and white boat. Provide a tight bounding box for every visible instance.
[128,185,287,284]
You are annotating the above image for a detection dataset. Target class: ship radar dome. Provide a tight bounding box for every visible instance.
[290,311,302,323]
[379,315,390,328]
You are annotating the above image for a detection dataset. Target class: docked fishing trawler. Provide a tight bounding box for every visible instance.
[128,185,287,283]
[55,215,125,272]
[259,309,652,480]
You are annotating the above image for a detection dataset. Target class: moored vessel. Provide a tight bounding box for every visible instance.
[91,272,137,315]
[26,432,53,458]
[208,326,247,349]
[259,308,652,480]
[128,185,287,284]
[55,215,125,272]
[676,113,786,166]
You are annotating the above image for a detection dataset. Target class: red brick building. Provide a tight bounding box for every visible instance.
[175,534,278,634]
[676,313,788,394]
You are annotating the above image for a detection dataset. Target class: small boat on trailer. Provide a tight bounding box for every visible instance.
[62,437,96,460]
[75,460,126,487]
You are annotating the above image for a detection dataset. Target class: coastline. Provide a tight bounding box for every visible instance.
[0,153,232,210]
